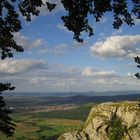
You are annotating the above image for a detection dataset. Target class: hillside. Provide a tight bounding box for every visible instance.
[58,101,140,140]
[4,93,140,110]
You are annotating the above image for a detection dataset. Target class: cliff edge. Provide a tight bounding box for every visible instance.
[58,101,140,140]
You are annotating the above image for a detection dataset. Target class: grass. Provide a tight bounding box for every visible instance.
[0,116,84,140]
[27,103,94,121]
[0,103,92,140]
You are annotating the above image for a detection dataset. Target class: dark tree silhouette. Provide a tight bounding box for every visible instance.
[0,0,140,137]
[134,56,140,79]
[0,0,140,59]
[0,83,15,137]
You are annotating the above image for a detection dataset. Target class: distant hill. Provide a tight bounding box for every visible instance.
[4,92,140,108]
[3,90,140,97]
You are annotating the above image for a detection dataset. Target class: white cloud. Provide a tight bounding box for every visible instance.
[27,0,64,21]
[1,58,139,92]
[82,67,94,77]
[72,41,87,48]
[29,77,48,85]
[112,29,123,35]
[39,0,64,16]
[53,44,67,55]
[133,16,140,25]
[82,67,117,78]
[14,32,46,50]
[57,24,66,30]
[57,24,72,33]
[100,16,108,23]
[92,79,106,84]
[135,19,140,25]
[0,59,46,75]
[90,35,140,58]
[91,79,123,86]
[39,44,67,55]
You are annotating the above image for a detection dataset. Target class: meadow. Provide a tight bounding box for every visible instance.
[0,104,93,140]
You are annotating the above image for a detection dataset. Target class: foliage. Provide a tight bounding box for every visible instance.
[0,0,140,59]
[134,56,140,79]
[106,115,126,140]
[105,110,139,140]
[0,0,24,59]
[61,0,137,42]
[0,83,15,137]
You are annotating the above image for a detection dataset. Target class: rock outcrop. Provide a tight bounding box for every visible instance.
[58,101,140,140]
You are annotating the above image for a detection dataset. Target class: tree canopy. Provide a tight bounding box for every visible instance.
[0,0,140,59]
[134,56,140,79]
[0,83,15,137]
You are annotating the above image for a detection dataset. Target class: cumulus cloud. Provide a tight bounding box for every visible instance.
[14,32,46,50]
[1,57,138,92]
[126,72,136,79]
[0,59,46,75]
[82,67,94,77]
[82,67,117,78]
[90,35,140,58]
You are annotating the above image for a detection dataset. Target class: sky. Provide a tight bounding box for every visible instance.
[1,1,140,93]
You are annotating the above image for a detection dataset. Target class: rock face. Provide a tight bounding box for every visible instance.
[58,101,140,140]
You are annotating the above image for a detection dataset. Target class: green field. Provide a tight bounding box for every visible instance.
[0,103,94,140]
[27,103,94,121]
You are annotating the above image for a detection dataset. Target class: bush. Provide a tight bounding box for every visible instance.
[105,113,126,140]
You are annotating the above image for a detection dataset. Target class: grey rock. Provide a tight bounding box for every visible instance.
[58,101,140,140]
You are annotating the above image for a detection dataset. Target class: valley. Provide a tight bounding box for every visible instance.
[0,92,140,140]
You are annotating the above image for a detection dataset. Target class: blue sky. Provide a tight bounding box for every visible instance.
[0,1,140,93]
